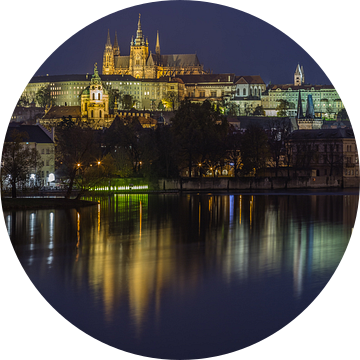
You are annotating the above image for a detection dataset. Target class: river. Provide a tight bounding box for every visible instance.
[4,192,358,359]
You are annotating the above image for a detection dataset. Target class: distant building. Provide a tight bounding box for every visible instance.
[288,128,359,186]
[10,105,44,124]
[294,64,305,86]
[38,65,178,129]
[102,15,205,79]
[261,65,343,118]
[4,124,56,187]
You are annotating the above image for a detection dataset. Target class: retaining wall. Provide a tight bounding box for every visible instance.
[158,176,357,191]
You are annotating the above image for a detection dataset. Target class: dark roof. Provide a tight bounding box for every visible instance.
[175,73,235,84]
[5,124,54,143]
[42,106,81,119]
[160,54,201,67]
[289,128,355,140]
[234,75,265,85]
[236,116,297,131]
[268,84,335,91]
[30,74,92,83]
[29,73,137,84]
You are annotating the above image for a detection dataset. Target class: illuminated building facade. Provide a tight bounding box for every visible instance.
[102,15,205,78]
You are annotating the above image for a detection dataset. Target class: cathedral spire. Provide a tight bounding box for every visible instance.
[135,13,145,45]
[113,31,120,56]
[106,29,112,46]
[155,30,160,55]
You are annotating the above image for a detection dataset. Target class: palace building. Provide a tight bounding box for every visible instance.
[102,14,205,79]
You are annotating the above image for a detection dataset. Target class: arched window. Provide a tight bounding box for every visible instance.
[99,110,102,118]
[255,88,257,96]
[98,93,101,100]
[91,110,94,118]
[243,88,246,96]
[92,93,95,100]
[237,88,240,96]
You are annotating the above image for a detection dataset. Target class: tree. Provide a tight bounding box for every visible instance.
[240,124,271,177]
[107,88,123,110]
[171,100,228,177]
[266,118,292,177]
[1,129,42,198]
[163,91,178,111]
[35,85,53,108]
[121,94,135,110]
[226,131,242,178]
[337,108,349,121]
[276,99,290,117]
[56,117,100,199]
[253,105,265,116]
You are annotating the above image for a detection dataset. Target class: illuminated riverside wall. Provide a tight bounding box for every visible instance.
[159,176,358,191]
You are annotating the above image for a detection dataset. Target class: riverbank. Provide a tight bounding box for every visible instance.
[1,198,99,211]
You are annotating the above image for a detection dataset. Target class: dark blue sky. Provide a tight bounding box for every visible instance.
[34,1,330,85]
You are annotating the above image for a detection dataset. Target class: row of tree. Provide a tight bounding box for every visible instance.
[3,99,347,198]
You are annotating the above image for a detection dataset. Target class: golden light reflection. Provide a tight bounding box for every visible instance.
[239,195,242,225]
[139,200,142,239]
[76,212,80,262]
[249,195,254,229]
[97,203,101,235]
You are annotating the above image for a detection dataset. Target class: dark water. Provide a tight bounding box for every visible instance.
[4,193,358,359]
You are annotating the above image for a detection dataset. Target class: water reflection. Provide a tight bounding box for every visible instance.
[5,193,358,358]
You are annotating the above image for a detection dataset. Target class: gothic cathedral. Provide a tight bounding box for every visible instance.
[102,14,205,79]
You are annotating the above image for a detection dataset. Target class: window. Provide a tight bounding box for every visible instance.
[46,148,50,154]
[243,88,246,96]
[92,93,95,100]
[98,93,101,100]
[46,160,50,166]
[99,110,102,118]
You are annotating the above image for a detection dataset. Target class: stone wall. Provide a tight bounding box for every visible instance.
[158,176,358,191]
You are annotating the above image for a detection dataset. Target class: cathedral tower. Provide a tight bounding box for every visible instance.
[129,14,149,78]
[102,30,115,75]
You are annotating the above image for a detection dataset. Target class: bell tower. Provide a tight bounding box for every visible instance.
[129,14,149,78]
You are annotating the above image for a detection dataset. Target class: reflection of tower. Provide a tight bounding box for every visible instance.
[293,225,304,298]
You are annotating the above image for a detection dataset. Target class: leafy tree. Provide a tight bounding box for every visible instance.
[337,108,349,121]
[1,129,42,198]
[240,124,270,177]
[121,94,135,110]
[56,117,100,199]
[253,105,265,116]
[226,131,242,178]
[17,94,31,107]
[151,125,179,178]
[266,118,292,177]
[171,100,228,177]
[276,99,290,117]
[163,91,178,111]
[107,88,123,110]
[35,85,53,108]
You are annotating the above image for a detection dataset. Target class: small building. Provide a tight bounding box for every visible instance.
[4,123,56,187]
[288,128,359,185]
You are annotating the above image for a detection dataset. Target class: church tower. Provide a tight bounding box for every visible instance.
[129,14,149,78]
[102,30,115,75]
[81,64,109,128]
[294,64,305,86]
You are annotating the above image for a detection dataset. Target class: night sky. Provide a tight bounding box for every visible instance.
[34,1,330,85]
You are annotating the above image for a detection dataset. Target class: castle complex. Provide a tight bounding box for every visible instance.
[102,14,204,79]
